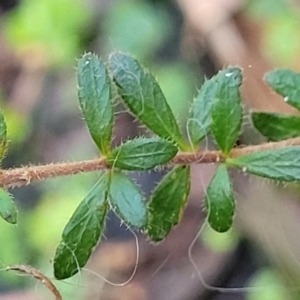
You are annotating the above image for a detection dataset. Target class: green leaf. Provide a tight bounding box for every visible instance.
[147,166,190,242]
[227,146,300,181]
[107,137,178,170]
[265,69,300,111]
[0,111,7,160]
[205,165,235,232]
[0,189,17,224]
[78,53,113,155]
[252,112,300,141]
[211,68,243,155]
[188,76,218,146]
[109,52,187,150]
[54,174,109,280]
[109,172,147,228]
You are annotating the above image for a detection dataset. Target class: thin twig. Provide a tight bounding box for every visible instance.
[6,265,62,300]
[0,158,109,189]
[1,137,300,189]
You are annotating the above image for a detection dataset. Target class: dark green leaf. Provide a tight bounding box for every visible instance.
[109,52,187,150]
[252,112,300,141]
[54,173,109,280]
[78,53,113,155]
[109,172,147,228]
[0,111,7,160]
[265,69,300,111]
[147,166,190,242]
[211,68,243,155]
[188,76,218,146]
[227,146,300,181]
[0,189,17,224]
[205,165,235,232]
[107,137,178,170]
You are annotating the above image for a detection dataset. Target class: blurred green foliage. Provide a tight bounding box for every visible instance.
[246,0,300,67]
[201,224,239,254]
[246,0,289,17]
[103,0,171,60]
[1,106,31,144]
[263,12,300,66]
[247,268,288,300]
[3,0,91,67]
[153,63,195,122]
[0,217,27,287]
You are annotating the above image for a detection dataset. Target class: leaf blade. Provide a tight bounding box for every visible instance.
[188,75,218,146]
[109,52,186,149]
[211,68,243,155]
[0,189,17,224]
[227,146,300,182]
[147,166,191,242]
[54,173,109,280]
[205,165,235,233]
[265,69,300,111]
[252,112,300,141]
[109,172,147,228]
[0,111,7,160]
[107,137,178,170]
[78,53,113,155]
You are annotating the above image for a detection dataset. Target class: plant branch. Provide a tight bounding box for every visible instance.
[2,136,300,189]
[0,158,109,189]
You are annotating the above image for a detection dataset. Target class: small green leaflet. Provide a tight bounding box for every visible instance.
[109,172,147,228]
[147,166,190,242]
[0,189,17,224]
[54,173,109,280]
[109,52,187,150]
[107,137,178,170]
[227,146,300,182]
[187,75,218,146]
[211,68,243,155]
[0,111,7,160]
[205,165,235,233]
[78,53,113,155]
[252,112,300,141]
[265,69,300,111]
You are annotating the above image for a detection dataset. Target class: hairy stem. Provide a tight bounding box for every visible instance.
[2,137,300,189]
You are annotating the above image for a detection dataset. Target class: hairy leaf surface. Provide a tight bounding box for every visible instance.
[107,137,178,170]
[206,165,235,232]
[187,75,217,146]
[211,68,243,155]
[109,172,147,228]
[147,166,190,242]
[252,112,300,141]
[78,53,113,155]
[54,173,109,279]
[0,189,17,224]
[228,146,300,181]
[110,52,187,149]
[265,69,300,111]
